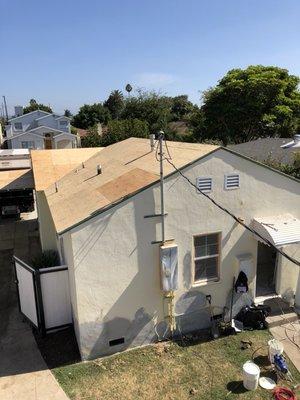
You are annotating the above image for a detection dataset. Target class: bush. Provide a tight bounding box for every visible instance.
[31,250,60,269]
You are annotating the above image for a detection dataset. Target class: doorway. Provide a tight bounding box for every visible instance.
[256,242,277,297]
[44,134,52,149]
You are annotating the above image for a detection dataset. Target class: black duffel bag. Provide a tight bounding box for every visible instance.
[235,305,271,330]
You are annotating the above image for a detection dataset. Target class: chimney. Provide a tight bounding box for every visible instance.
[97,164,102,175]
[14,106,23,117]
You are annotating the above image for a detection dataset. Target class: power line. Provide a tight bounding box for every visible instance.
[159,140,300,267]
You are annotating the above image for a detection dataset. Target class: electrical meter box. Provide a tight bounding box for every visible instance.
[160,243,178,291]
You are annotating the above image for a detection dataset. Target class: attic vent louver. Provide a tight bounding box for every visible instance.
[196,177,212,193]
[224,174,240,190]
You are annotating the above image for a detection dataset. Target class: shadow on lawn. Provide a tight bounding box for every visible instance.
[227,381,247,394]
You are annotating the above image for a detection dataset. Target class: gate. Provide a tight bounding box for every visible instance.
[13,256,72,335]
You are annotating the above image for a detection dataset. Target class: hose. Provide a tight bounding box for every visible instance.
[273,387,296,400]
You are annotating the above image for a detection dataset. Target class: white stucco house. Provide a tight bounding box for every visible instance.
[30,137,300,360]
[5,106,78,150]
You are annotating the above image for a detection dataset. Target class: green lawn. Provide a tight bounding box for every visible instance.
[53,330,300,400]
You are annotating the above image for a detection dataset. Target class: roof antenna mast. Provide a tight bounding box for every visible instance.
[158,130,165,244]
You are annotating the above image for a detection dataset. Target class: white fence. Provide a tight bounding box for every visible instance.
[14,256,72,334]
[40,266,72,331]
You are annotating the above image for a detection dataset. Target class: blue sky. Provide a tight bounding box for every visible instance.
[1,0,300,115]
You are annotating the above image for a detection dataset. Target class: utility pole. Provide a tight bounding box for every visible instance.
[2,96,8,121]
[158,130,165,244]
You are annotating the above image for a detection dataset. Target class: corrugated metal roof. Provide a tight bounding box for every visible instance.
[252,214,300,247]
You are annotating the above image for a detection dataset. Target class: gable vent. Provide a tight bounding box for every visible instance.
[225,174,240,190]
[196,177,212,193]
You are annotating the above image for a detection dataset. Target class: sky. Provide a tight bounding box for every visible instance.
[1,0,300,115]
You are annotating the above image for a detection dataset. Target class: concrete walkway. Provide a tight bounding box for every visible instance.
[0,217,69,400]
[270,321,300,372]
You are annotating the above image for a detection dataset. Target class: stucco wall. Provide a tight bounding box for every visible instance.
[276,244,300,299]
[36,191,59,252]
[63,149,300,359]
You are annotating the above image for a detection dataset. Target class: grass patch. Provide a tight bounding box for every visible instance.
[53,330,300,400]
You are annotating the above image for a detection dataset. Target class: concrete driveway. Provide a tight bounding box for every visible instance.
[0,216,69,400]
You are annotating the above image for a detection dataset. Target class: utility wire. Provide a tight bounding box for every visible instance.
[158,140,300,267]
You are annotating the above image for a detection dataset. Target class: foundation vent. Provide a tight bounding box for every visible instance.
[109,337,125,347]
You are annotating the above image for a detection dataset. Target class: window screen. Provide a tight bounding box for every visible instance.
[194,233,220,282]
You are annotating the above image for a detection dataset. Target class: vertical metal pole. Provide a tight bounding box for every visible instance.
[2,96,8,121]
[159,131,165,244]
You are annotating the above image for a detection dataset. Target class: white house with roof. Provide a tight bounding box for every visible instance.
[5,106,78,150]
[29,138,300,360]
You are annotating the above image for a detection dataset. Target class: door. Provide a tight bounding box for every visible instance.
[13,256,40,328]
[44,134,52,149]
[256,242,277,297]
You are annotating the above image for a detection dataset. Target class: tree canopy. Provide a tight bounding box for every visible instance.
[72,103,111,129]
[190,66,300,145]
[23,99,52,114]
[103,90,124,119]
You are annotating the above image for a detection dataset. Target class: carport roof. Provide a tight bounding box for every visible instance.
[44,138,219,234]
[31,148,103,191]
[0,169,34,191]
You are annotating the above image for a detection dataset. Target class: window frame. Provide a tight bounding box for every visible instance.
[224,173,240,190]
[14,122,23,131]
[21,141,35,149]
[59,120,68,127]
[192,231,222,285]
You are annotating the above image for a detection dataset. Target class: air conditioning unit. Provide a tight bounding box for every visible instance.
[160,243,178,292]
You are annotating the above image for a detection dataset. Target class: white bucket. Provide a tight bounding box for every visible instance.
[243,361,260,391]
[268,339,284,363]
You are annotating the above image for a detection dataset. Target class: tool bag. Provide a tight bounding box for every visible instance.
[235,305,271,330]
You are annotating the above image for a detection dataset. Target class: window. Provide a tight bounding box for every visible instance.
[14,122,23,130]
[193,232,221,283]
[224,174,240,190]
[59,120,68,126]
[21,141,35,149]
[196,177,212,193]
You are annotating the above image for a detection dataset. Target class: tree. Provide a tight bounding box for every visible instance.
[121,90,173,134]
[64,109,72,117]
[171,95,194,121]
[23,98,52,114]
[81,119,149,148]
[104,90,124,119]
[191,66,300,145]
[72,103,111,129]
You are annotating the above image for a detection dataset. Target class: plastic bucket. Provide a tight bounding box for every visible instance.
[243,361,260,391]
[268,339,284,363]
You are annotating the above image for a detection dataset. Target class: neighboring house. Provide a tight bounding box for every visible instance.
[30,138,300,360]
[229,136,299,165]
[5,106,78,150]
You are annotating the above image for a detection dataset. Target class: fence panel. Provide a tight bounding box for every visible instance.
[14,257,39,327]
[40,266,72,330]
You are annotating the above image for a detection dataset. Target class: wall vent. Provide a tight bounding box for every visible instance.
[224,174,240,190]
[109,337,125,347]
[196,177,212,193]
